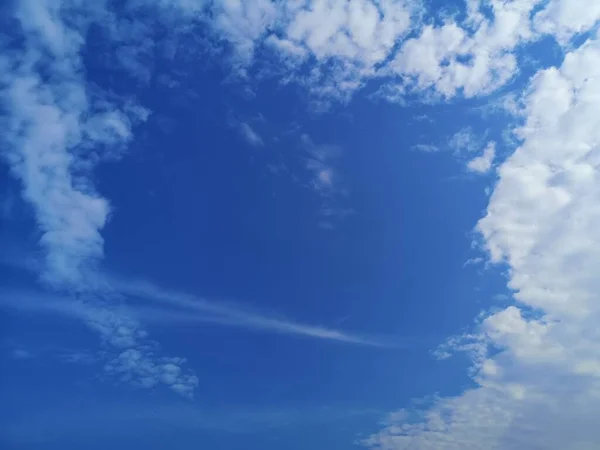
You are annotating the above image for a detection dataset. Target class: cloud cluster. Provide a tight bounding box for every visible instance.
[196,0,597,103]
[105,350,199,397]
[363,31,600,450]
[207,0,415,101]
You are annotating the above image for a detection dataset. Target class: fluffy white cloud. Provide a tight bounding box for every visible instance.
[195,0,600,103]
[467,142,496,173]
[364,33,600,450]
[534,0,600,44]
[97,0,600,106]
[200,0,416,102]
[0,0,147,285]
[210,0,278,69]
[386,0,542,98]
[197,0,548,101]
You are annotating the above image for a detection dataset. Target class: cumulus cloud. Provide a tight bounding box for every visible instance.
[199,0,416,102]
[388,0,543,98]
[533,0,600,44]
[363,32,600,450]
[196,0,540,102]
[194,0,600,104]
[93,0,600,108]
[466,142,496,173]
[0,0,147,286]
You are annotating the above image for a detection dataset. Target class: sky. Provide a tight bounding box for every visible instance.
[1,0,600,448]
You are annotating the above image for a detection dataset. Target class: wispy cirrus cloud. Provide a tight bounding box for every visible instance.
[0,283,399,348]
[119,279,395,347]
[238,122,264,147]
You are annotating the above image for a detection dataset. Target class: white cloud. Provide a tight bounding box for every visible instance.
[466,142,496,173]
[0,1,197,397]
[385,0,542,99]
[534,0,600,45]
[198,0,416,102]
[210,0,278,70]
[103,0,600,107]
[0,0,147,286]
[364,34,600,450]
[193,0,599,103]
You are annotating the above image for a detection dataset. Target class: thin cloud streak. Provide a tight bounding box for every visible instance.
[115,279,399,347]
[0,282,405,348]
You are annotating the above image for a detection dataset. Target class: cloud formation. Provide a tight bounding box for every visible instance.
[364,30,600,450]
[0,1,195,396]
[0,281,396,348]
[194,0,594,103]
[0,0,148,285]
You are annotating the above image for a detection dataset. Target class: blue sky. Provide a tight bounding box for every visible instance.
[2,0,600,449]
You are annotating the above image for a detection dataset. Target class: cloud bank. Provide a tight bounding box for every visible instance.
[363,25,600,450]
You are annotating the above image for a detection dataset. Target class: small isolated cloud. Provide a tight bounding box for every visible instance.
[411,143,439,153]
[301,134,342,195]
[413,114,433,123]
[463,257,484,268]
[466,142,496,173]
[238,122,263,147]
